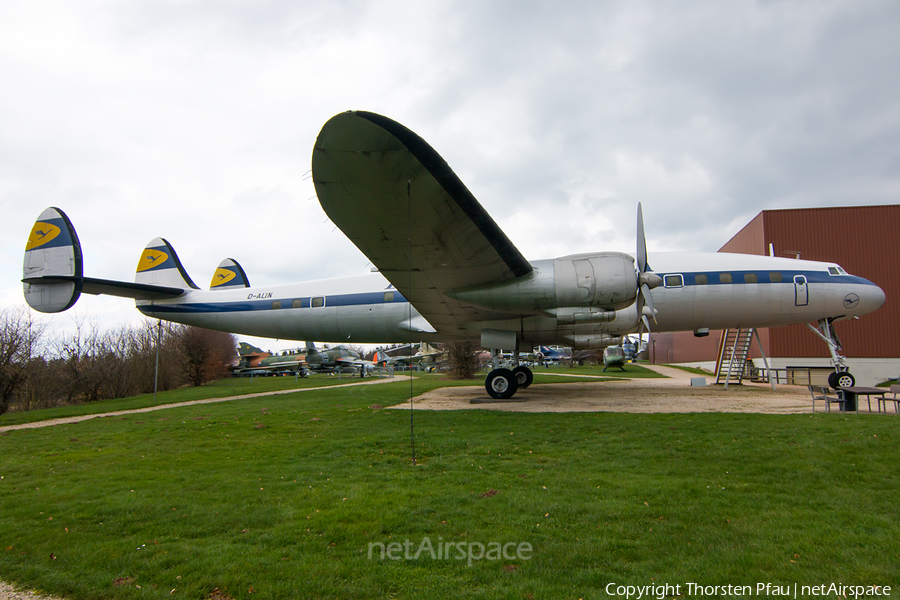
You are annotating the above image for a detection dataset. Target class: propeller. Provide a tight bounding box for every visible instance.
[635,203,662,345]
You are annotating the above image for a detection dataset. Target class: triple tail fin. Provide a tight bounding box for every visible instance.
[210,258,251,290]
[135,238,200,290]
[22,207,187,314]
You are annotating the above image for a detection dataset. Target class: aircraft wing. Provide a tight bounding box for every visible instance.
[313,111,533,336]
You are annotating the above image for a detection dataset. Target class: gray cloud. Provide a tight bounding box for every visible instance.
[3,0,898,345]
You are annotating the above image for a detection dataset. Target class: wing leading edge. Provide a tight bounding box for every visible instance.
[312,111,533,336]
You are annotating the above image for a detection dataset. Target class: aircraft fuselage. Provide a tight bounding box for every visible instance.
[135,252,884,349]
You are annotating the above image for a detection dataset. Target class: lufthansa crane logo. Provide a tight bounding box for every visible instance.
[25,222,61,251]
[843,293,860,309]
[212,268,236,286]
[137,249,170,272]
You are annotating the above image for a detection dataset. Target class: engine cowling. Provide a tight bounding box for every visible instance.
[445,252,639,313]
[552,252,637,309]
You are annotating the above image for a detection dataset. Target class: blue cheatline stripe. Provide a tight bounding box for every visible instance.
[138,290,408,315]
[663,270,877,287]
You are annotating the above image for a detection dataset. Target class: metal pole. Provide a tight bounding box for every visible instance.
[153,319,161,403]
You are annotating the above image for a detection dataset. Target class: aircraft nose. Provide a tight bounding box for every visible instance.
[848,279,885,316]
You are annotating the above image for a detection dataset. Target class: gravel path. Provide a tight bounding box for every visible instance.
[0,375,410,434]
[0,581,61,600]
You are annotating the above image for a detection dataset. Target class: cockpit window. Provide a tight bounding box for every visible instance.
[828,267,840,275]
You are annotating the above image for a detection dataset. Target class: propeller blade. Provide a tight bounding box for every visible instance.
[641,314,652,335]
[636,202,648,273]
[634,203,659,328]
[640,283,658,323]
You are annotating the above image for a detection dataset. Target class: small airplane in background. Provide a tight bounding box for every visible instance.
[535,346,570,365]
[304,343,376,375]
[374,342,444,369]
[232,341,375,376]
[22,111,885,399]
[231,342,307,376]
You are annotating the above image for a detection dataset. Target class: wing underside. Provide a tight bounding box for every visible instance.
[312,111,533,336]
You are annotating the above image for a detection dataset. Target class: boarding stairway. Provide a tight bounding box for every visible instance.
[715,328,755,386]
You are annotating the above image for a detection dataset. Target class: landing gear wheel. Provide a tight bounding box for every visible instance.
[828,371,855,390]
[485,368,519,399]
[512,366,533,389]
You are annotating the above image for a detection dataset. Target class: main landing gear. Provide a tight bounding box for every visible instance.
[484,349,534,399]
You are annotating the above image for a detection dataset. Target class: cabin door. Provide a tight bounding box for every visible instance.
[794,275,808,307]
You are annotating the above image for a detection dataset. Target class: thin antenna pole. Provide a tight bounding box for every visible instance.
[153,319,161,403]
[408,177,416,464]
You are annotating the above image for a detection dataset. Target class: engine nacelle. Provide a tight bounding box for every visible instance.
[553,252,637,309]
[565,334,624,349]
[446,252,638,313]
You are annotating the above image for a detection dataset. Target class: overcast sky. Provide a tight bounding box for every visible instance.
[3,0,899,351]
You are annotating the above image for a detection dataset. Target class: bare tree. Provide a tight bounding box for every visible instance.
[0,307,47,415]
[445,341,481,379]
[56,319,111,402]
[176,326,237,386]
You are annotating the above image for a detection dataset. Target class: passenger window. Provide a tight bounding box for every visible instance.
[291,299,303,309]
[719,273,733,283]
[694,274,708,285]
[311,297,325,308]
[769,272,782,283]
[384,291,395,302]
[744,273,758,283]
[271,301,281,310]
[664,274,684,288]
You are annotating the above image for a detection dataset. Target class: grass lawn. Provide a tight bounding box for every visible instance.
[0,365,658,429]
[0,375,897,599]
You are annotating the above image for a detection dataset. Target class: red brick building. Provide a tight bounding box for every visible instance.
[651,205,900,382]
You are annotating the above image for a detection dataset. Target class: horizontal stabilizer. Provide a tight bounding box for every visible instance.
[82,278,185,300]
[210,258,251,290]
[23,207,83,313]
[135,238,200,290]
[22,208,188,311]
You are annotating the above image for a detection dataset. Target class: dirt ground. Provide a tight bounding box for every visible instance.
[389,364,884,414]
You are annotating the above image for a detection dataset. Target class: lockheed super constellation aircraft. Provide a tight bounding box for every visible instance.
[23,111,885,399]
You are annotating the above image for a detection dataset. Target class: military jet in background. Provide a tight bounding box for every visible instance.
[535,346,570,364]
[303,343,382,376]
[232,342,306,376]
[232,341,375,376]
[374,342,445,369]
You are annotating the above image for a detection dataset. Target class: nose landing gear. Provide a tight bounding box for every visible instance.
[807,318,856,390]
